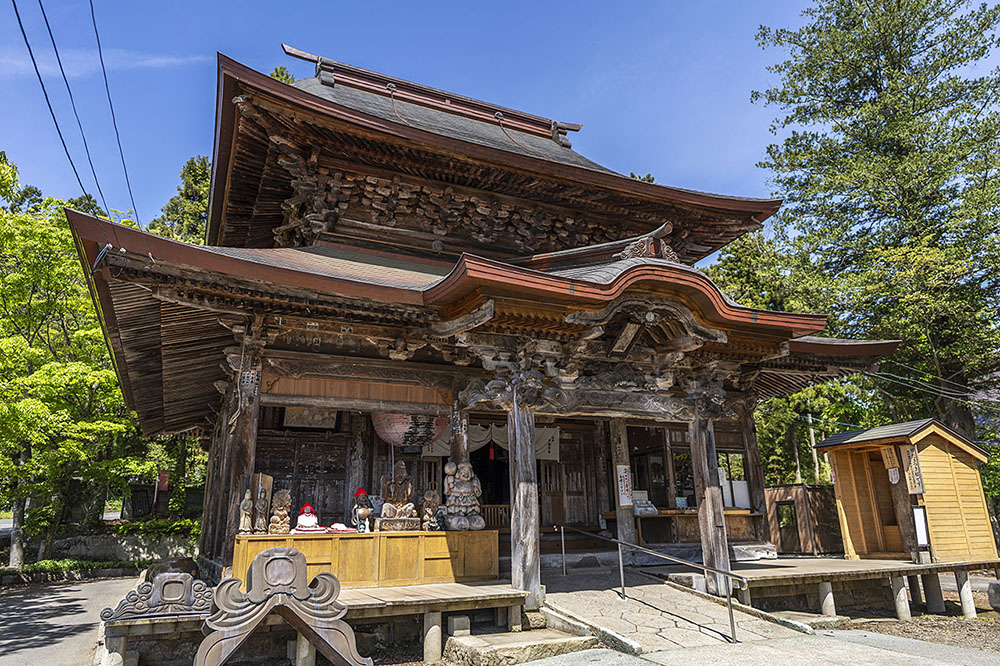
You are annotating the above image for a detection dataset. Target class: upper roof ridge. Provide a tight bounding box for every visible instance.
[282,44,580,145]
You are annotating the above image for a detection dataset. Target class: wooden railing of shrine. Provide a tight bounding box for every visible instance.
[482,504,510,529]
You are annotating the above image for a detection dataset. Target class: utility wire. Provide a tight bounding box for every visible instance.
[36,0,111,218]
[10,0,88,198]
[89,0,140,225]
[885,359,982,394]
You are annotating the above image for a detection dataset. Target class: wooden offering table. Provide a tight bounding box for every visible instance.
[233,530,498,589]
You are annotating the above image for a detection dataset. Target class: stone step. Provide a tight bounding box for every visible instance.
[444,628,597,666]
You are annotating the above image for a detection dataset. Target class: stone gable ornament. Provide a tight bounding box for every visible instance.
[195,547,371,666]
[444,461,486,531]
[268,489,292,535]
[101,571,212,622]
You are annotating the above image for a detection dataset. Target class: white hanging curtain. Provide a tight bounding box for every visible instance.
[422,424,560,460]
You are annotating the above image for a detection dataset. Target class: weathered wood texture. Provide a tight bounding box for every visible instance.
[610,418,637,546]
[886,444,919,557]
[507,402,542,610]
[595,421,612,520]
[255,428,351,525]
[222,348,262,566]
[345,413,372,516]
[738,401,768,540]
[232,531,498,590]
[918,434,998,561]
[689,418,731,594]
[764,484,842,555]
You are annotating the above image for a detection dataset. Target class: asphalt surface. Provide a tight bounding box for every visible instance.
[0,512,120,541]
[0,577,136,666]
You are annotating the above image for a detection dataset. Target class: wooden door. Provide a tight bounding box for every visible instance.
[540,461,564,525]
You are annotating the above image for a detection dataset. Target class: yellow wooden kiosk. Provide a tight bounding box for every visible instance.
[816,419,997,562]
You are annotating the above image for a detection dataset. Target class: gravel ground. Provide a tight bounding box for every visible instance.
[851,590,1000,653]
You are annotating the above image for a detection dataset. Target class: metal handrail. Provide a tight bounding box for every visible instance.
[553,523,748,643]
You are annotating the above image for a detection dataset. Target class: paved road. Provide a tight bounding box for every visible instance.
[543,569,797,652]
[527,631,1000,666]
[0,577,136,666]
[0,512,120,541]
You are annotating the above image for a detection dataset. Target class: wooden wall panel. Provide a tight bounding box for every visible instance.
[919,434,997,561]
[265,376,450,405]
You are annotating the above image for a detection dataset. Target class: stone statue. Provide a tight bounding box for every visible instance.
[379,461,416,519]
[351,488,373,533]
[293,504,327,533]
[444,461,486,530]
[420,489,441,531]
[253,488,269,534]
[238,490,253,534]
[268,489,292,535]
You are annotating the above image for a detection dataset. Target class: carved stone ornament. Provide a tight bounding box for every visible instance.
[101,572,212,622]
[195,547,372,666]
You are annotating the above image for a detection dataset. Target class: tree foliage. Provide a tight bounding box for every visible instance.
[145,156,211,244]
[269,66,295,84]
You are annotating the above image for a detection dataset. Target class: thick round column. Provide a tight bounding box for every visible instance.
[423,611,442,663]
[891,576,911,620]
[818,581,836,616]
[921,573,945,614]
[955,570,977,619]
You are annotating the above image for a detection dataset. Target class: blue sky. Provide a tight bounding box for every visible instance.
[1,1,809,232]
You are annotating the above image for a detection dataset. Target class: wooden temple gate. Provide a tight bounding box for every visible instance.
[67,50,897,610]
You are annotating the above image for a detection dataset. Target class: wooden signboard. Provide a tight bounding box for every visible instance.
[880,446,901,485]
[900,444,925,495]
[616,463,633,508]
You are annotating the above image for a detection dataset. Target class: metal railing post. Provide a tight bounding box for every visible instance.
[560,525,567,576]
[618,542,626,599]
[727,579,737,643]
[555,523,746,644]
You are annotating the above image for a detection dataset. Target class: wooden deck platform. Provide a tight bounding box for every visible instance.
[728,557,1000,587]
[340,581,528,620]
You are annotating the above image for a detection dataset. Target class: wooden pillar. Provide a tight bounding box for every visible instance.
[222,345,262,567]
[738,400,767,516]
[663,427,677,509]
[689,417,731,595]
[610,418,637,546]
[886,445,919,559]
[198,418,224,561]
[452,409,470,463]
[507,396,541,610]
[213,390,237,565]
[345,413,372,521]
[594,420,611,526]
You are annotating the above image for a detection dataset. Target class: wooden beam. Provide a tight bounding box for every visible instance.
[689,418,731,595]
[594,421,611,520]
[610,419,637,546]
[260,393,450,415]
[507,401,542,610]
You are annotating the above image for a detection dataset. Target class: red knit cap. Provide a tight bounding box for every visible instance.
[354,488,368,498]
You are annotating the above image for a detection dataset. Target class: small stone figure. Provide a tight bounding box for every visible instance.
[444,461,486,531]
[432,504,447,531]
[253,488,269,534]
[293,504,327,533]
[268,489,292,535]
[238,490,254,534]
[420,489,441,531]
[351,488,373,533]
[379,461,416,519]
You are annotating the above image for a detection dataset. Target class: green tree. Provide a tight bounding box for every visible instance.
[0,173,154,567]
[269,66,296,84]
[146,156,211,244]
[739,0,1000,438]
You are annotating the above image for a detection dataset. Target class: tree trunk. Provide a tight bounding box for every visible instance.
[169,436,189,518]
[38,493,65,561]
[9,495,26,569]
[944,401,976,441]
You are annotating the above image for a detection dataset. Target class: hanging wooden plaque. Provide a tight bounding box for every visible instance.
[901,444,925,495]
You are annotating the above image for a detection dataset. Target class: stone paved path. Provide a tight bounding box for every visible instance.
[542,569,798,653]
[0,576,136,666]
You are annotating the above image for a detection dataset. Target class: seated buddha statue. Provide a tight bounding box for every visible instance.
[380,461,416,519]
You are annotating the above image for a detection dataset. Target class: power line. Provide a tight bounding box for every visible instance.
[10,0,88,198]
[866,371,1000,408]
[89,0,140,225]
[885,359,982,394]
[36,0,110,218]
